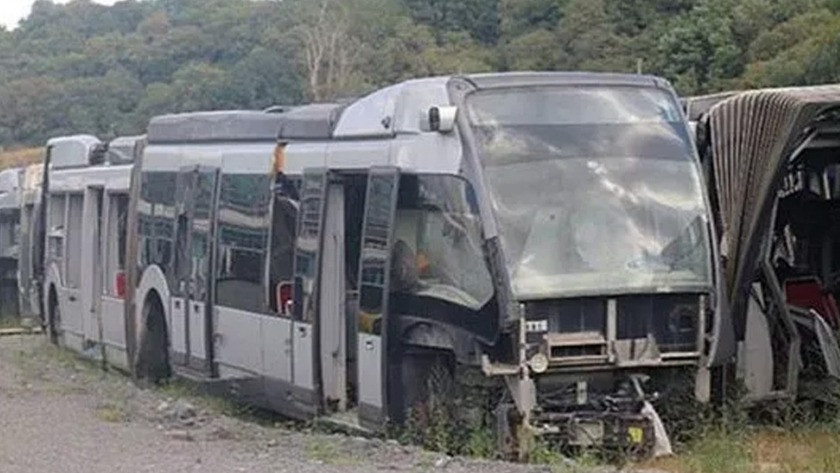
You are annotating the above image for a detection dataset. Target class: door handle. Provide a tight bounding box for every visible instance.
[298,326,307,336]
[68,295,77,302]
[365,340,374,350]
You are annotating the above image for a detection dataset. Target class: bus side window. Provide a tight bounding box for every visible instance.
[269,175,299,316]
[215,173,271,314]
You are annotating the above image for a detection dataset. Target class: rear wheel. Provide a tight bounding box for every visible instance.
[136,293,170,384]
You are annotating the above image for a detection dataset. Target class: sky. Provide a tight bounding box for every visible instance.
[0,0,119,30]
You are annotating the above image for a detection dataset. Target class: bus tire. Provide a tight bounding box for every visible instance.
[399,348,455,426]
[136,292,170,384]
[47,286,60,345]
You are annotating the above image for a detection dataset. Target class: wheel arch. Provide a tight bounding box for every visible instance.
[134,264,170,347]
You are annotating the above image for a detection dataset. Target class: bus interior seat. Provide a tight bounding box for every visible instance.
[784,276,840,329]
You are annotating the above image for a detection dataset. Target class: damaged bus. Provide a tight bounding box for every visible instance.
[689,87,840,404]
[0,167,22,317]
[40,134,141,369]
[124,72,729,455]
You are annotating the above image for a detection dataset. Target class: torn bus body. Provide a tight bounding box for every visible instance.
[456,74,730,454]
[690,86,840,403]
[119,72,727,456]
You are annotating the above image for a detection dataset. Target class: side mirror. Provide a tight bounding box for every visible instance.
[421,106,458,134]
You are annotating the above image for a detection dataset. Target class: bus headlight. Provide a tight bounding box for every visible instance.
[528,353,549,374]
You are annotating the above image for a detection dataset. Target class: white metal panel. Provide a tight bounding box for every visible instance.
[738,286,774,400]
[80,187,102,344]
[189,300,206,360]
[169,297,187,356]
[220,143,276,175]
[391,133,462,174]
[100,296,126,348]
[261,316,293,382]
[103,345,130,371]
[0,168,21,209]
[333,83,402,139]
[214,305,263,374]
[143,144,224,172]
[48,135,100,169]
[292,321,315,391]
[357,333,383,408]
[324,140,391,170]
[59,287,84,336]
[319,185,346,408]
[49,165,132,193]
[283,142,327,175]
[22,163,43,194]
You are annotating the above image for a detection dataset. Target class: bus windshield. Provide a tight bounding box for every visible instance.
[467,85,712,299]
[391,175,494,311]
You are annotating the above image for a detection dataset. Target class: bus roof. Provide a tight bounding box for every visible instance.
[108,135,144,164]
[47,134,101,169]
[462,71,666,90]
[146,73,676,146]
[147,111,284,144]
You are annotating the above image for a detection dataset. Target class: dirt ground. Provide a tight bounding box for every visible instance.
[0,335,661,473]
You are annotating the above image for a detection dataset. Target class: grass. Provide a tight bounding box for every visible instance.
[304,438,363,466]
[95,401,130,423]
[0,147,42,170]
[640,421,840,473]
[14,336,840,472]
[155,380,245,416]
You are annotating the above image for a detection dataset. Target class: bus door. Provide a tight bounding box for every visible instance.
[172,165,219,375]
[356,167,399,428]
[80,186,104,350]
[291,169,328,411]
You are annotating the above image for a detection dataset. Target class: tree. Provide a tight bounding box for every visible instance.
[402,0,501,45]
[290,0,361,101]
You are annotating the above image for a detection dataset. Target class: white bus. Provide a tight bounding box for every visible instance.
[41,135,141,369]
[0,167,22,317]
[117,72,728,452]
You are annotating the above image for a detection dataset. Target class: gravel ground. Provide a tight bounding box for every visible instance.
[0,335,661,473]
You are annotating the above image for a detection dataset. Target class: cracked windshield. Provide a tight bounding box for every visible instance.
[1,1,840,473]
[468,86,712,299]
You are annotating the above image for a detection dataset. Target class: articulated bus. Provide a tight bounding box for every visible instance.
[0,167,22,317]
[42,72,728,453]
[41,134,141,368]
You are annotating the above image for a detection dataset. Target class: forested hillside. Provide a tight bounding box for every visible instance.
[1,0,840,146]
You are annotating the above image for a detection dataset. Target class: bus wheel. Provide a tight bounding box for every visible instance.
[47,287,60,345]
[137,293,170,384]
[401,349,454,431]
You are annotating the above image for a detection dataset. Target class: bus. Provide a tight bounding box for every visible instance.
[0,167,22,317]
[113,72,728,454]
[41,134,141,369]
[688,86,840,404]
